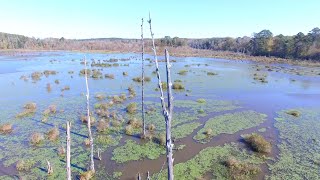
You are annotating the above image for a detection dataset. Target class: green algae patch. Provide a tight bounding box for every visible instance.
[153,143,265,180]
[112,140,166,163]
[194,111,267,143]
[172,122,201,139]
[268,108,320,179]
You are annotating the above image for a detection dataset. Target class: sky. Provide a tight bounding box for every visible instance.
[0,0,319,39]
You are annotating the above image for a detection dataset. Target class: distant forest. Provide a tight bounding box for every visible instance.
[1,27,320,61]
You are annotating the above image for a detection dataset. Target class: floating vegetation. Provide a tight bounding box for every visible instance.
[194,111,267,143]
[112,140,166,163]
[123,72,128,76]
[96,120,109,132]
[95,93,106,101]
[172,122,201,139]
[154,143,264,179]
[47,127,60,141]
[268,108,320,179]
[196,98,206,103]
[16,160,35,171]
[243,133,271,153]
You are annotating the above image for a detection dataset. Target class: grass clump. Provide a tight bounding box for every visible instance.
[197,98,206,103]
[127,118,142,128]
[125,125,134,135]
[0,123,12,133]
[80,170,95,180]
[30,132,44,145]
[95,93,106,101]
[172,83,185,90]
[81,115,96,125]
[126,102,137,114]
[105,74,115,79]
[16,160,35,171]
[207,72,218,76]
[16,102,37,118]
[96,120,109,132]
[47,127,60,141]
[225,156,261,179]
[148,124,156,131]
[286,110,300,117]
[178,69,188,75]
[113,171,122,179]
[243,133,271,153]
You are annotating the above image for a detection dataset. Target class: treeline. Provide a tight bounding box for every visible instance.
[189,28,320,61]
[1,28,320,61]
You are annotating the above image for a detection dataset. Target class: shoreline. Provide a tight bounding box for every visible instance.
[0,48,319,67]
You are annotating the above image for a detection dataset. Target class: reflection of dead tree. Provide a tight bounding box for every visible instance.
[66,121,71,180]
[84,56,95,173]
[141,18,146,137]
[148,13,174,180]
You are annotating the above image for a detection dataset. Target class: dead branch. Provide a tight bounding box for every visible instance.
[141,18,146,136]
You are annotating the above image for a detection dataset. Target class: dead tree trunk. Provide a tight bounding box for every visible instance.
[66,121,71,180]
[46,159,53,175]
[148,13,174,180]
[141,18,146,137]
[84,56,95,173]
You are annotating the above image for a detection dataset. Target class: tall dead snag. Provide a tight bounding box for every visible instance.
[148,14,174,180]
[84,56,95,173]
[66,121,71,180]
[141,18,146,137]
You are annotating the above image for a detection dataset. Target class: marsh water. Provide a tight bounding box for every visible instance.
[0,51,319,179]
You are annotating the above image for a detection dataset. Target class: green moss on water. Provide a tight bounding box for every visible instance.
[112,140,166,163]
[268,108,320,179]
[153,143,265,180]
[194,111,267,143]
[172,122,201,139]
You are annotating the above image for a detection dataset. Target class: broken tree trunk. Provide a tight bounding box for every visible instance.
[84,56,95,173]
[46,159,53,175]
[148,13,174,180]
[66,121,71,180]
[141,18,146,137]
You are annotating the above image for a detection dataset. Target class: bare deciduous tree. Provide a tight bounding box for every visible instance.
[84,56,95,173]
[141,18,146,137]
[148,13,174,180]
[66,121,71,180]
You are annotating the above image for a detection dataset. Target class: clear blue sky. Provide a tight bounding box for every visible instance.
[0,0,319,39]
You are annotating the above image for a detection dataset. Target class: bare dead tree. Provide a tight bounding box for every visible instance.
[148,13,174,180]
[141,18,146,137]
[138,173,141,180]
[66,121,71,180]
[84,56,95,173]
[46,159,53,175]
[97,148,102,161]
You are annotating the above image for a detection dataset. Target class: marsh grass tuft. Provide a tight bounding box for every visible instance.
[16,160,35,171]
[286,110,300,117]
[225,156,261,179]
[172,83,185,90]
[0,123,12,133]
[243,133,271,153]
[126,103,137,114]
[30,132,44,145]
[47,127,59,141]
